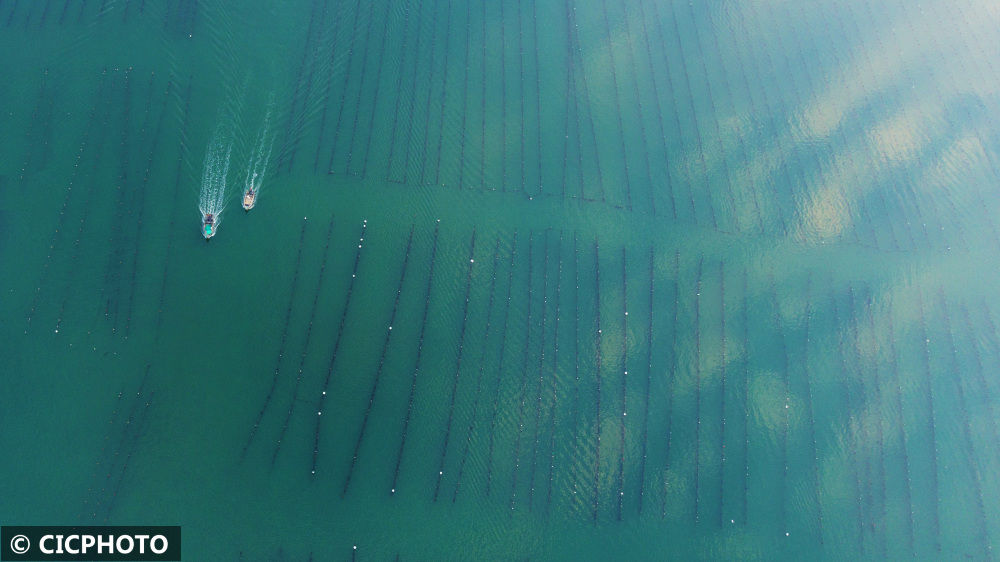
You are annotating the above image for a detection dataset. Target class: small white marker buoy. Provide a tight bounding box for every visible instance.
[389,326,393,330]
[318,411,322,415]
[439,471,443,475]
[322,391,326,395]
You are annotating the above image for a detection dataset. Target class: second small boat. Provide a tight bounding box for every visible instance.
[242,187,257,211]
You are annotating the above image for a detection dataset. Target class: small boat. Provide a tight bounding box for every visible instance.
[243,187,257,211]
[203,213,216,239]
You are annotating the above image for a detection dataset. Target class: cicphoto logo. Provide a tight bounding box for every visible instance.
[1,527,180,561]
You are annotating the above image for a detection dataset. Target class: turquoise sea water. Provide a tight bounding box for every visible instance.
[3,0,1000,559]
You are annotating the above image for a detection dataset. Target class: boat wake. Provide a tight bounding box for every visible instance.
[199,137,233,239]
[243,99,275,211]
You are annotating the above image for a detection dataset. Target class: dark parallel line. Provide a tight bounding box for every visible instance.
[75,0,87,26]
[895,0,982,250]
[52,77,115,334]
[516,0,525,194]
[456,0,471,189]
[686,3,741,231]
[938,292,991,558]
[784,2,873,247]
[846,286,873,553]
[752,1,843,244]
[497,0,507,192]
[693,256,704,522]
[914,284,941,551]
[615,248,627,521]
[104,68,133,333]
[643,0,696,224]
[718,260,726,526]
[81,385,127,518]
[875,0,970,251]
[543,231,564,510]
[721,6,790,235]
[565,234,584,502]
[343,225,417,497]
[272,217,337,466]
[591,238,602,523]
[560,0,585,201]
[509,231,537,511]
[484,231,519,497]
[741,267,750,525]
[636,248,653,513]
[17,68,51,185]
[312,0,346,173]
[862,285,888,558]
[390,223,441,495]
[669,3,722,229]
[154,77,193,339]
[702,8,764,233]
[768,273,790,535]
[566,0,605,202]
[829,284,865,554]
[800,0,908,251]
[849,286,877,554]
[344,0,382,175]
[388,0,423,184]
[326,0,365,175]
[598,0,632,210]
[382,0,414,181]
[278,0,324,174]
[57,0,70,25]
[666,2,715,227]
[452,236,503,502]
[884,301,915,555]
[960,304,1000,475]
[432,0,454,185]
[37,0,50,26]
[357,0,393,180]
[478,0,487,190]
[802,274,824,542]
[660,250,679,519]
[4,0,17,27]
[634,0,674,217]
[558,16,573,199]
[241,220,310,459]
[102,387,154,521]
[285,0,329,175]
[123,77,173,339]
[432,228,477,501]
[312,221,368,475]
[92,365,151,518]
[25,69,108,333]
[527,231,553,511]
[619,1,656,215]
[930,0,1000,253]
[529,0,542,196]
[416,0,443,186]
